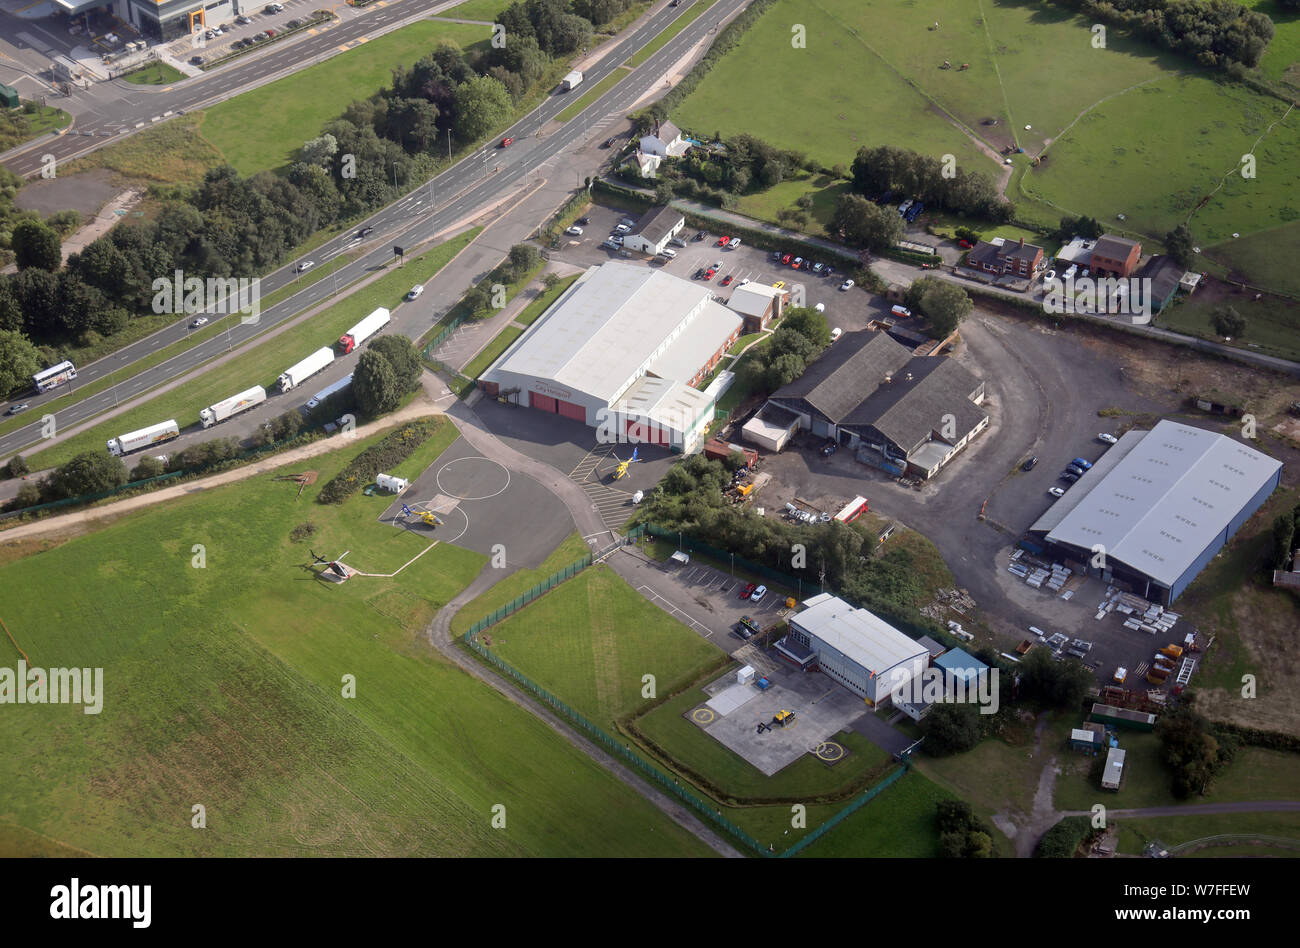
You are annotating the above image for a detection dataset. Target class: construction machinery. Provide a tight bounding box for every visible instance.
[772,710,796,727]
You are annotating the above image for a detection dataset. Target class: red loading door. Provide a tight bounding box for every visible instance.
[557,399,585,422]
[530,391,558,413]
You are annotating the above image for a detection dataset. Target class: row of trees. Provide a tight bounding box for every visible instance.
[733,306,831,391]
[1271,500,1300,570]
[850,145,1012,223]
[1047,0,1273,70]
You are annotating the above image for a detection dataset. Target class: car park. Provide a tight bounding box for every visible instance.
[720,274,734,286]
[190,316,208,328]
[1048,487,1066,498]
[1098,432,1118,444]
[565,225,583,236]
[839,279,854,291]
[739,582,757,600]
[6,403,29,415]
[406,285,424,300]
[1022,456,1038,471]
[750,585,768,604]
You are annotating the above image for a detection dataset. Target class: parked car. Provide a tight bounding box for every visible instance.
[6,403,29,415]
[717,235,730,247]
[728,238,741,249]
[792,256,803,269]
[830,327,842,342]
[898,199,914,216]
[236,14,251,23]
[1048,487,1066,498]
[771,250,783,261]
[1063,264,1078,279]
[781,253,793,265]
[821,439,837,457]
[265,28,275,37]
[812,262,825,274]
[907,201,924,222]
[733,621,753,640]
[565,225,583,236]
[739,582,757,600]
[607,235,623,246]
[406,285,424,301]
[1066,463,1087,477]
[750,585,768,604]
[704,269,716,280]
[1022,456,1038,471]
[189,316,208,328]
[1098,433,1118,444]
[1071,457,1093,470]
[720,274,734,286]
[694,268,705,279]
[264,2,283,12]
[693,231,706,241]
[1061,470,1081,483]
[839,279,854,291]
[576,216,591,225]
[615,223,631,234]
[190,55,204,65]
[1044,269,1057,283]
[287,19,301,29]
[958,238,973,249]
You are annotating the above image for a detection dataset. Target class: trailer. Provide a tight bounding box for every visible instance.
[107,419,180,457]
[338,307,391,354]
[306,373,353,410]
[278,346,335,393]
[561,70,583,91]
[200,385,267,428]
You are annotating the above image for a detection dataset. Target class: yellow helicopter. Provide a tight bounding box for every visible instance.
[604,447,641,482]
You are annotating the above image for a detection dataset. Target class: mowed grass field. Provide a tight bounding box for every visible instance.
[450,531,591,635]
[200,21,493,175]
[485,564,724,732]
[0,420,713,857]
[24,232,477,470]
[1201,221,1300,297]
[797,768,960,857]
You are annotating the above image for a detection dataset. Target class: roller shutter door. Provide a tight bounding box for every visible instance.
[557,399,586,422]
[625,418,670,446]
[530,392,558,413]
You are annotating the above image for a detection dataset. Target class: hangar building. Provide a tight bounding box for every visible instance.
[1028,420,1282,604]
[479,263,741,453]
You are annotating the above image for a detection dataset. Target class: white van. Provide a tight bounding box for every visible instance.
[890,304,912,319]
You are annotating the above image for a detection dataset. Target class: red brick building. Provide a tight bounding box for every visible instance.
[1089,235,1142,278]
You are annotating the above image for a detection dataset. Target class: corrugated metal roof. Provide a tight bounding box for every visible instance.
[934,647,989,682]
[794,595,928,677]
[613,376,712,433]
[727,283,784,318]
[647,302,741,382]
[1043,421,1282,586]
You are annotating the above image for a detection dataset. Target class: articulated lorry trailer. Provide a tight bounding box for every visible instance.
[107,419,181,457]
[338,307,391,354]
[200,385,267,428]
[278,346,335,393]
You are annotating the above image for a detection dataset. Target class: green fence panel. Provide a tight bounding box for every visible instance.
[778,762,909,858]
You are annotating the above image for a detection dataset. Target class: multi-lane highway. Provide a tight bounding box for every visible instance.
[0,0,748,462]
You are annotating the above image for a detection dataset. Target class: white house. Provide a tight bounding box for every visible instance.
[639,119,690,159]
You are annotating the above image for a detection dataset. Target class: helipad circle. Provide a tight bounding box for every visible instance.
[691,707,715,724]
[436,456,511,501]
[814,741,844,762]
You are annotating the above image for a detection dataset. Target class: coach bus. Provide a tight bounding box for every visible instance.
[33,361,77,393]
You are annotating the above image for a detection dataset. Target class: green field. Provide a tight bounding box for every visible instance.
[0,104,71,151]
[797,768,959,857]
[450,531,592,635]
[0,419,711,856]
[201,21,492,174]
[1201,221,1300,298]
[517,274,579,325]
[1243,0,1300,82]
[25,233,477,470]
[441,0,509,19]
[1157,292,1300,364]
[120,61,186,85]
[486,564,724,732]
[1117,812,1300,854]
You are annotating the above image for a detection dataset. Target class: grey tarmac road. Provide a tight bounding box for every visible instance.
[0,0,748,464]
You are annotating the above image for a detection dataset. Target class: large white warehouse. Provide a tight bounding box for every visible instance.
[479,263,741,453]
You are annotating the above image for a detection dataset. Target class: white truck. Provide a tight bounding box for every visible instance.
[561,70,583,91]
[278,346,335,393]
[107,419,180,457]
[338,307,391,354]
[200,385,267,428]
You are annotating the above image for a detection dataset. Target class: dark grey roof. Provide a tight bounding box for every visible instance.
[845,358,986,454]
[769,330,911,423]
[966,241,1002,268]
[1137,255,1182,301]
[657,120,682,143]
[1092,235,1139,261]
[1001,239,1043,263]
[631,205,684,245]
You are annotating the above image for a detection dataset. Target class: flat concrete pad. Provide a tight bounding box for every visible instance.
[705,682,759,716]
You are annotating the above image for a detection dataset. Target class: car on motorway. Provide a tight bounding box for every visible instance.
[1060,470,1080,483]
[750,584,768,603]
[296,260,315,273]
[499,137,514,147]
[357,225,374,238]
[7,403,30,415]
[190,316,209,328]
[406,285,424,301]
[1022,456,1038,471]
[720,274,734,286]
[830,327,842,342]
[717,236,730,247]
[565,225,583,236]
[772,280,785,289]
[739,582,757,600]
[839,279,854,291]
[1099,432,1118,444]
[1049,486,1066,498]
[576,216,591,226]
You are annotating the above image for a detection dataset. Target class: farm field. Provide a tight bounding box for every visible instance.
[201,21,493,175]
[1117,812,1300,854]
[1241,0,1300,82]
[23,232,477,471]
[0,419,713,857]
[1157,292,1300,365]
[1200,221,1300,298]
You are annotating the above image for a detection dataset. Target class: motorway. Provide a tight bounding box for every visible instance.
[0,0,747,462]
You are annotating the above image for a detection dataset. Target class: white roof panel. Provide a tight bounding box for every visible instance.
[793,595,928,677]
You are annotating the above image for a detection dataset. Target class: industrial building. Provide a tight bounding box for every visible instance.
[1028,420,1282,605]
[776,594,929,708]
[742,329,988,478]
[56,0,242,40]
[479,263,741,453]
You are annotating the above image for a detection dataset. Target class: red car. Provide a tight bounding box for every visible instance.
[781,254,793,265]
[717,236,730,247]
[720,274,734,286]
[500,137,514,148]
[958,238,972,249]
[739,582,757,600]
[704,268,716,280]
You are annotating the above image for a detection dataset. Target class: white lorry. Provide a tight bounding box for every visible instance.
[278,346,335,393]
[107,419,181,457]
[200,385,267,428]
[338,307,391,354]
[561,70,583,91]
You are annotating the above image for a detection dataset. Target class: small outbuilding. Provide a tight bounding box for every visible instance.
[1101,747,1127,790]
[375,473,409,493]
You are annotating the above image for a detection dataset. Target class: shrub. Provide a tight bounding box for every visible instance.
[316,420,435,504]
[290,521,318,542]
[1034,816,1095,858]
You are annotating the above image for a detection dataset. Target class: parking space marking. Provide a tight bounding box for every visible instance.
[637,585,712,637]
